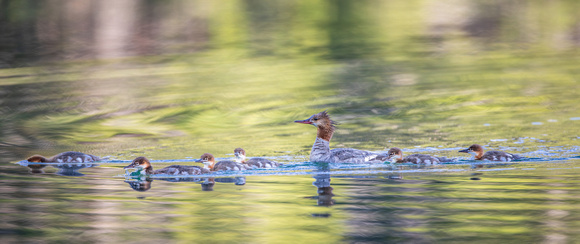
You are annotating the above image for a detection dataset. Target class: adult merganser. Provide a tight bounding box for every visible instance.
[294,111,388,163]
[27,151,101,163]
[124,157,210,175]
[459,144,521,161]
[387,147,453,164]
[200,153,247,171]
[234,148,279,168]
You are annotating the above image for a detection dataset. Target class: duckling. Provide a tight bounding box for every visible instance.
[27,151,100,163]
[387,147,454,164]
[200,153,247,171]
[124,157,210,175]
[234,148,279,169]
[459,144,521,162]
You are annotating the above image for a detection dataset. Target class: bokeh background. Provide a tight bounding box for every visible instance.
[1,0,578,161]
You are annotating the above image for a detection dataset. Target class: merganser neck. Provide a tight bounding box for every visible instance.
[394,155,404,163]
[310,137,331,162]
[206,162,215,171]
[317,125,334,142]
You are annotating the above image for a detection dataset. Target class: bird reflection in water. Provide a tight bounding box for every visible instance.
[124,174,246,192]
[25,164,47,174]
[20,161,99,176]
[20,151,101,175]
[202,177,246,191]
[311,165,335,207]
[22,163,99,176]
[201,178,215,191]
[54,163,100,176]
[125,179,153,192]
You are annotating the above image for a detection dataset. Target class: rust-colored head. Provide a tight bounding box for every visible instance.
[294,111,337,141]
[387,147,404,163]
[459,144,484,159]
[27,155,47,163]
[200,153,216,170]
[124,157,153,174]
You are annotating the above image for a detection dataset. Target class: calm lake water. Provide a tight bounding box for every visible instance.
[1,0,580,243]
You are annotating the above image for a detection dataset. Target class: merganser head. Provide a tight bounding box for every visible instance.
[200,153,216,170]
[234,148,246,163]
[294,110,337,141]
[124,157,153,174]
[27,155,47,162]
[387,147,404,163]
[459,144,484,159]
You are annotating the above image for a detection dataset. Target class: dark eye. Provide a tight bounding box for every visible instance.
[313,118,318,121]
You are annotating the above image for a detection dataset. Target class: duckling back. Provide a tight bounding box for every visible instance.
[49,151,101,163]
[481,151,520,162]
[154,165,210,175]
[402,154,440,165]
[245,157,279,169]
[213,161,247,171]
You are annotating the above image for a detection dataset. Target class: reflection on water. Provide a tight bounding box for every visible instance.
[5,156,580,243]
[19,161,99,176]
[123,175,245,192]
[2,0,580,243]
[312,165,335,206]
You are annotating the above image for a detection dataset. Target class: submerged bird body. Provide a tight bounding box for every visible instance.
[27,151,101,163]
[459,144,520,162]
[124,157,210,175]
[234,148,279,169]
[295,111,388,163]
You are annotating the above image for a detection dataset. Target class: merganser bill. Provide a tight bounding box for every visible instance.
[200,153,247,171]
[27,151,101,163]
[387,147,453,164]
[459,144,520,161]
[294,111,388,163]
[234,148,279,168]
[124,156,210,175]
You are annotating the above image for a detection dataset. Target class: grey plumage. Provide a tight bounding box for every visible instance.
[213,160,248,171]
[153,165,210,175]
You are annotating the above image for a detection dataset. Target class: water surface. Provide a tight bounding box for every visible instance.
[1,0,580,243]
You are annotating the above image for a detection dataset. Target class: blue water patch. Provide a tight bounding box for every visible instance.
[15,145,580,178]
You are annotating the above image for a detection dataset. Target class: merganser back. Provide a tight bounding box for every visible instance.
[200,153,247,171]
[124,157,210,175]
[294,111,388,163]
[459,144,520,162]
[27,151,101,163]
[234,148,279,168]
[387,147,454,164]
